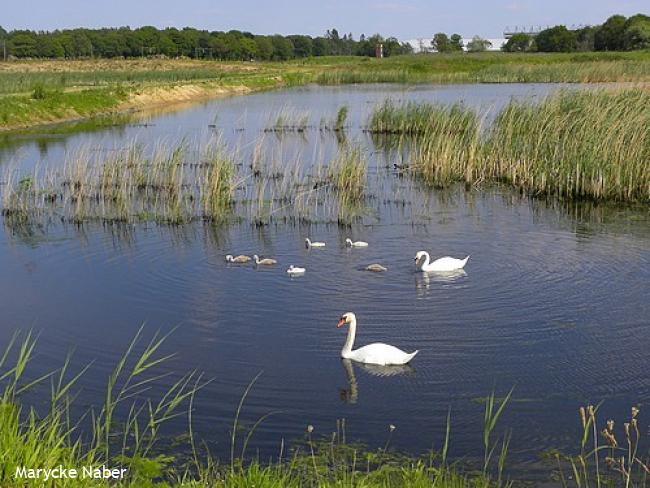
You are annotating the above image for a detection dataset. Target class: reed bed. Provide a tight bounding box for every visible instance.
[2,139,237,225]
[367,100,481,187]
[368,89,649,202]
[484,89,650,202]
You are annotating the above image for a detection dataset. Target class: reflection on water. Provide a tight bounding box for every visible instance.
[340,358,415,404]
[0,84,649,472]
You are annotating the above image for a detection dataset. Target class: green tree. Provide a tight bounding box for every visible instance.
[9,32,38,57]
[536,25,577,52]
[312,37,329,56]
[431,32,451,52]
[594,14,626,50]
[254,36,274,60]
[575,26,596,52]
[623,14,650,50]
[503,33,533,52]
[287,35,312,57]
[270,35,294,60]
[450,33,464,51]
[466,36,492,52]
[239,37,258,60]
[36,35,64,58]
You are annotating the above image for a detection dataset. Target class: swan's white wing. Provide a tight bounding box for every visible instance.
[350,343,418,365]
[426,256,469,271]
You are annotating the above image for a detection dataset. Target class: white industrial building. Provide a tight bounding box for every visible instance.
[405,37,507,53]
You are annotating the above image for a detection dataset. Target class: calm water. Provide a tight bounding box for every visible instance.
[1,84,649,475]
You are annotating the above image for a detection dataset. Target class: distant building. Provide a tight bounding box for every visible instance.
[405,37,507,53]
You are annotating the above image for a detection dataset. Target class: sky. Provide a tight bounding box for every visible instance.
[2,0,648,39]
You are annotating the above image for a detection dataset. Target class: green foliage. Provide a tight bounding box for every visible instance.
[431,33,451,53]
[466,36,492,53]
[502,33,533,52]
[536,25,577,52]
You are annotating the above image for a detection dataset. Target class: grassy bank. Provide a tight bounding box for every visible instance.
[0,59,287,131]
[1,52,650,131]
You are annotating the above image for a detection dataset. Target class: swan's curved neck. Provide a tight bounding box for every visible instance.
[342,316,357,358]
[420,252,430,269]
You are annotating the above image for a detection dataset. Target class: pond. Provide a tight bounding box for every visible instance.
[1,83,649,475]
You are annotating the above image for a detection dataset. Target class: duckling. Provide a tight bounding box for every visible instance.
[345,238,368,247]
[287,265,306,275]
[305,238,326,248]
[254,255,277,266]
[225,254,252,264]
[365,264,387,272]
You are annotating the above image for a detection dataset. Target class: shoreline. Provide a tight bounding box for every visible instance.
[1,53,649,133]
[0,80,277,133]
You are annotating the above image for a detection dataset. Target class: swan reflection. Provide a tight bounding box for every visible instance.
[339,358,415,404]
[415,269,468,294]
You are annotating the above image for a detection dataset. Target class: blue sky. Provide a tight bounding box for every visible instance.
[2,0,648,39]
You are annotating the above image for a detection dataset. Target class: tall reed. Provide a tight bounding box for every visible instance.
[485,89,650,202]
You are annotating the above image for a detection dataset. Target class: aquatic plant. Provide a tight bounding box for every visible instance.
[2,139,237,226]
[265,107,311,133]
[327,143,368,200]
[484,89,650,202]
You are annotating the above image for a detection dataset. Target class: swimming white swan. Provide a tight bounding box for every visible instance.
[305,238,326,248]
[253,255,277,266]
[287,265,306,275]
[365,264,387,272]
[414,251,469,272]
[346,238,368,247]
[225,254,252,263]
[337,312,418,365]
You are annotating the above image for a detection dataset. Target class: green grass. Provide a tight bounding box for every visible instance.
[0,87,128,128]
[299,52,650,84]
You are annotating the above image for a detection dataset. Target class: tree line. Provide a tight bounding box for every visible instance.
[0,26,413,60]
[502,13,650,52]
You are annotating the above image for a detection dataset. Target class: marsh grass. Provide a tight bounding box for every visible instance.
[367,100,481,188]
[2,139,237,225]
[369,89,649,202]
[484,89,650,202]
[265,107,311,133]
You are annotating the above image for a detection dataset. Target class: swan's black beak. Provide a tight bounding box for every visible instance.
[337,317,347,328]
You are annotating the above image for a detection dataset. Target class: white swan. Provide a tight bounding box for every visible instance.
[305,238,326,248]
[253,255,277,266]
[225,254,252,263]
[415,251,469,272]
[346,238,368,247]
[337,312,418,365]
[287,265,306,275]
